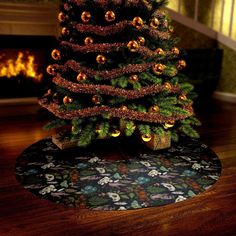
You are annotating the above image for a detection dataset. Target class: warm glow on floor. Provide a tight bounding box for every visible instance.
[0,51,43,82]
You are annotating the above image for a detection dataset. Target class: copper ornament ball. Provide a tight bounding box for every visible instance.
[51,49,61,61]
[152,63,165,75]
[127,40,139,52]
[179,94,187,100]
[137,36,145,46]
[58,12,66,22]
[129,74,139,82]
[163,122,175,129]
[63,96,73,105]
[163,82,172,90]
[77,72,87,82]
[81,11,91,23]
[121,105,128,111]
[155,48,165,55]
[111,130,121,137]
[84,37,94,45]
[61,27,70,35]
[132,17,144,29]
[149,105,159,113]
[141,134,152,142]
[150,17,160,29]
[46,65,56,75]
[176,60,187,70]
[172,47,180,55]
[105,10,116,22]
[92,95,101,105]
[96,55,107,64]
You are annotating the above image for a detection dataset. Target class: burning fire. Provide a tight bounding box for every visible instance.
[0,51,43,82]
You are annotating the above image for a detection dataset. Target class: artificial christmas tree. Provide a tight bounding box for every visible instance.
[39,0,200,150]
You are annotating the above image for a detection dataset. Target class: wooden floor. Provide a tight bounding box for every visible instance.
[0,99,236,236]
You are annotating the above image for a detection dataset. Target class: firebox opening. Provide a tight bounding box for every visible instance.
[0,35,57,99]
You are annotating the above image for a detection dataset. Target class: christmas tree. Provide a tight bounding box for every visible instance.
[39,0,200,149]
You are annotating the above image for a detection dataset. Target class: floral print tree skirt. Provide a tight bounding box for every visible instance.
[15,137,221,210]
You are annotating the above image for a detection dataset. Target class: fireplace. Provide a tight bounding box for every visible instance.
[0,35,57,99]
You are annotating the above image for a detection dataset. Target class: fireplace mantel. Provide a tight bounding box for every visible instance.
[0,2,59,36]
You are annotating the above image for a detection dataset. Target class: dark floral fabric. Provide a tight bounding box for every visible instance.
[15,138,221,210]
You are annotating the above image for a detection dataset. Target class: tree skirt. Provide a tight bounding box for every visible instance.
[15,137,221,210]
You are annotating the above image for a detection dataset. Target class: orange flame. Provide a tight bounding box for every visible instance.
[0,51,43,82]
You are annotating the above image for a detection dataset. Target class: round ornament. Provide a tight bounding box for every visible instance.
[92,95,101,105]
[129,74,138,82]
[172,47,180,55]
[176,60,187,70]
[149,105,159,113]
[58,12,66,23]
[95,125,102,134]
[132,17,144,29]
[150,17,160,29]
[155,48,165,55]
[111,130,121,138]
[137,36,145,46]
[152,63,165,75]
[163,82,172,90]
[179,94,187,100]
[51,49,61,61]
[105,11,116,22]
[77,72,87,82]
[96,55,107,64]
[163,122,175,129]
[63,96,73,105]
[141,134,152,142]
[61,27,70,36]
[127,40,139,52]
[120,105,128,111]
[84,37,93,45]
[81,11,91,23]
[46,65,56,75]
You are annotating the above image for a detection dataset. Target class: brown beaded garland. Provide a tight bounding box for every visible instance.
[105,10,116,22]
[81,11,91,23]
[150,17,160,29]
[96,55,107,64]
[152,63,166,75]
[137,36,145,46]
[51,49,61,61]
[46,65,56,75]
[176,60,187,70]
[129,74,139,82]
[127,40,139,52]
[77,72,87,82]
[61,27,70,35]
[84,37,94,45]
[132,17,144,29]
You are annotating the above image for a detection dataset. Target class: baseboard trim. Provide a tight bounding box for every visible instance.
[213,91,236,103]
[0,97,38,106]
